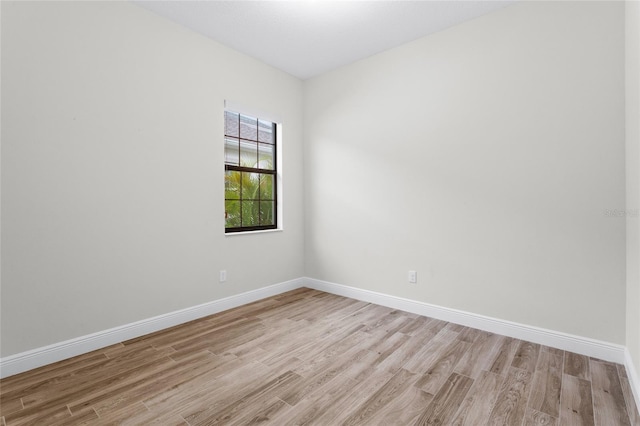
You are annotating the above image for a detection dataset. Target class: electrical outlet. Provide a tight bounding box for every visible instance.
[219,270,227,283]
[408,270,417,283]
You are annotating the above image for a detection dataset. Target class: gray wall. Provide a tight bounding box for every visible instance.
[304,1,626,344]
[0,1,305,357]
[626,0,640,382]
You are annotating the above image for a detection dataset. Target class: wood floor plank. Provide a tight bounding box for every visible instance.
[559,374,595,426]
[310,299,370,325]
[414,372,474,426]
[541,345,564,357]
[218,318,302,358]
[341,350,387,382]
[564,352,591,380]
[367,383,434,425]
[214,296,283,320]
[371,314,416,337]
[255,296,328,323]
[457,326,483,343]
[523,407,557,425]
[445,322,465,333]
[364,330,410,362]
[344,331,410,381]
[280,348,371,406]
[255,318,331,356]
[140,353,241,412]
[174,362,286,424]
[226,396,290,426]
[64,354,179,414]
[619,375,640,426]
[528,351,563,418]
[415,339,471,395]
[450,370,504,426]
[272,323,364,368]
[487,366,534,426]
[290,296,365,323]
[5,355,173,425]
[350,304,397,325]
[0,398,22,417]
[291,328,370,378]
[207,326,269,356]
[146,359,272,421]
[489,336,521,376]
[169,319,265,356]
[1,289,638,425]
[424,318,449,334]
[512,341,541,372]
[360,310,412,335]
[375,327,438,375]
[616,363,640,425]
[0,351,109,398]
[341,368,418,425]
[403,328,460,373]
[258,322,364,368]
[272,288,316,304]
[398,315,431,336]
[4,404,71,426]
[275,371,358,425]
[185,370,302,425]
[141,318,248,350]
[100,402,188,426]
[88,351,221,417]
[590,359,631,426]
[48,408,99,426]
[15,345,171,408]
[88,401,148,424]
[131,307,257,350]
[454,332,503,379]
[306,370,394,425]
[258,353,305,379]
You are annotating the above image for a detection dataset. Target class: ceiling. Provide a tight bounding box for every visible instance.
[134,1,516,80]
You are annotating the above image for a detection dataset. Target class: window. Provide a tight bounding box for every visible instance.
[224,110,277,233]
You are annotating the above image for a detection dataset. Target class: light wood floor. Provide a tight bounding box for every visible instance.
[1,288,638,425]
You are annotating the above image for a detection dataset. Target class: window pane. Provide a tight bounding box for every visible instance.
[224,137,239,166]
[259,174,274,200]
[258,120,274,144]
[240,114,257,140]
[225,200,241,227]
[240,140,258,168]
[257,143,274,170]
[225,170,241,199]
[241,200,260,227]
[241,172,260,200]
[225,111,239,137]
[260,201,274,226]
[224,110,277,232]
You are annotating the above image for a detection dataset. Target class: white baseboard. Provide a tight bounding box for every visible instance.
[304,277,628,365]
[0,278,305,379]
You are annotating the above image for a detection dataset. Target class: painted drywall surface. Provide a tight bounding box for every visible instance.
[0,1,304,357]
[626,0,640,383]
[304,1,626,343]
[0,0,3,360]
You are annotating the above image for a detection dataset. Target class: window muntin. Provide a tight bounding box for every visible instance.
[224,110,277,232]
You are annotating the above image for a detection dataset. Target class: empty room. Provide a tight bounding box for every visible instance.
[1,0,639,424]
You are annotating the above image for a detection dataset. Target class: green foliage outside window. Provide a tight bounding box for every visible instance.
[225,166,274,228]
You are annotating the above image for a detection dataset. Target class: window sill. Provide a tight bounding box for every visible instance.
[225,228,283,237]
